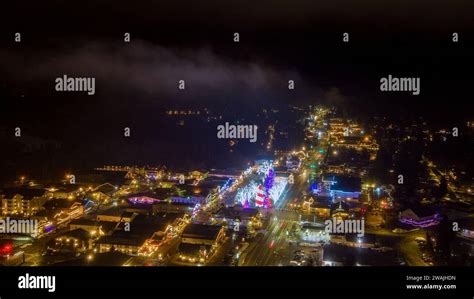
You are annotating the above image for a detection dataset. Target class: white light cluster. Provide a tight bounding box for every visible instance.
[235,181,259,205]
[268,177,287,204]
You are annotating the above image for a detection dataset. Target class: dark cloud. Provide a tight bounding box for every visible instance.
[1,40,306,102]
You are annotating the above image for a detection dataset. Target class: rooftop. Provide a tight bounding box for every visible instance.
[176,184,212,197]
[52,251,132,266]
[69,218,118,232]
[330,201,350,212]
[177,243,211,256]
[58,228,90,241]
[401,206,438,218]
[97,208,135,219]
[51,184,83,193]
[182,224,222,241]
[43,198,82,210]
[96,234,147,247]
[215,207,259,220]
[93,183,117,195]
[326,175,362,193]
[128,188,173,200]
[97,214,179,247]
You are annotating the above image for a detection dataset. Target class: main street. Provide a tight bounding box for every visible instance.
[241,155,314,266]
[241,108,330,266]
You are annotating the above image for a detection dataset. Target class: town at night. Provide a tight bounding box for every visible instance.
[2,106,473,269]
[1,0,473,297]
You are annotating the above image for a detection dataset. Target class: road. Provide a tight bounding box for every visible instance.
[241,172,307,266]
[241,108,331,266]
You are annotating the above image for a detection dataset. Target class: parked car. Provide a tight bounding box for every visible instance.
[294,250,305,256]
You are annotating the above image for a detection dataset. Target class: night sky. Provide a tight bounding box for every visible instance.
[1,1,473,180]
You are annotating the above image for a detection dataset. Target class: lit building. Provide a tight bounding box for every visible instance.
[52,251,133,266]
[322,244,397,266]
[128,189,171,204]
[214,206,262,228]
[47,228,91,254]
[45,184,83,200]
[299,222,330,243]
[129,185,210,206]
[302,196,332,219]
[90,183,117,204]
[286,156,301,172]
[1,188,49,217]
[41,198,84,226]
[96,209,135,223]
[171,184,211,205]
[322,175,361,200]
[96,232,148,256]
[399,207,442,228]
[331,201,350,220]
[96,214,180,256]
[152,201,194,214]
[178,224,225,264]
[69,218,117,237]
